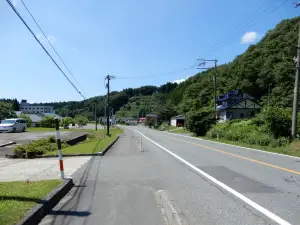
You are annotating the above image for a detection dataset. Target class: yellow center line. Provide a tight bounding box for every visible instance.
[169,137,300,175]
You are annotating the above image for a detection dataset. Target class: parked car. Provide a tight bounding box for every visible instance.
[0,118,27,133]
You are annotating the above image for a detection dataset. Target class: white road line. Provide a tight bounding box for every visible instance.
[162,130,300,160]
[131,128,292,225]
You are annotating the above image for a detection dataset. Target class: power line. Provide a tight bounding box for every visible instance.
[116,60,198,80]
[20,0,87,97]
[5,0,86,99]
[202,0,290,58]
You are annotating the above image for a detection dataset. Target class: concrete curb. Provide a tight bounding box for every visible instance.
[100,136,119,156]
[16,178,74,225]
[0,141,16,147]
[155,190,189,225]
[6,136,120,159]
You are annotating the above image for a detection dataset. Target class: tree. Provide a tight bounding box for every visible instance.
[20,114,32,127]
[12,99,20,111]
[40,116,55,128]
[185,108,216,136]
[75,115,88,127]
[145,116,157,128]
[0,102,16,120]
[254,106,292,138]
[61,117,74,128]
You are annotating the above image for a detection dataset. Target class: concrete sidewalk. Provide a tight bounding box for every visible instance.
[0,156,91,182]
[40,131,165,225]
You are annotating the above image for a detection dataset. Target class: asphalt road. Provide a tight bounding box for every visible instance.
[40,126,300,225]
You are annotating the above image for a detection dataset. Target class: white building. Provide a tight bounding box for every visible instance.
[170,115,185,127]
[19,100,55,114]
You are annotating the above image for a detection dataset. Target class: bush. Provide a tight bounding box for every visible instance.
[13,137,69,158]
[19,114,32,127]
[255,107,292,138]
[145,116,157,128]
[48,136,56,143]
[75,115,88,127]
[40,116,56,128]
[13,145,27,157]
[185,108,216,136]
[158,122,169,131]
[207,117,291,148]
[61,117,73,128]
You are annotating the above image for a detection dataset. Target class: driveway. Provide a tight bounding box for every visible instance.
[0,156,91,181]
[0,131,72,157]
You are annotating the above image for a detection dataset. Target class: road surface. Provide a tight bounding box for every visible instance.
[40,126,300,225]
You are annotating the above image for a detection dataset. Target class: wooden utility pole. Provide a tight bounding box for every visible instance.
[291,3,300,138]
[105,75,115,135]
[94,104,97,131]
[197,59,218,111]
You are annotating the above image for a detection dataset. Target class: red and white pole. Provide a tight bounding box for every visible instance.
[55,118,64,179]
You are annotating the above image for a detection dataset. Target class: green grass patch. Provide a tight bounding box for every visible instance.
[203,136,300,156]
[169,128,192,135]
[0,180,62,225]
[45,128,123,155]
[27,127,59,132]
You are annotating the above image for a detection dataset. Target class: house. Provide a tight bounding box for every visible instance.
[28,114,44,127]
[19,100,55,114]
[139,117,146,124]
[216,90,261,121]
[99,115,116,125]
[170,115,185,127]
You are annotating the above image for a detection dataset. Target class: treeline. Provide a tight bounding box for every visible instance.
[2,16,299,126]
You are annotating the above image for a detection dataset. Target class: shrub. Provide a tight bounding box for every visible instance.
[20,114,32,127]
[158,122,169,131]
[75,115,88,127]
[13,137,69,158]
[61,117,73,128]
[256,107,292,138]
[185,108,216,136]
[40,116,56,128]
[48,135,56,143]
[13,145,27,157]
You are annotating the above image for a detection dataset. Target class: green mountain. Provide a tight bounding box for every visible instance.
[21,16,300,121]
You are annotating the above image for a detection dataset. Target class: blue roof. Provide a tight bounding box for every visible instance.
[217,90,241,102]
[217,97,260,110]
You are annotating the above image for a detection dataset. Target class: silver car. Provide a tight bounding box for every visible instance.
[0,118,27,133]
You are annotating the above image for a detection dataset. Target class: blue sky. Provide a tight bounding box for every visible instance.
[0,0,299,103]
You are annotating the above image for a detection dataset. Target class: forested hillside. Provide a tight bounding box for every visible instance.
[34,16,300,121]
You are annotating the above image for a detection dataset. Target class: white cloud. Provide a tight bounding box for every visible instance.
[35,33,56,44]
[241,32,259,44]
[46,35,56,44]
[71,47,77,51]
[12,0,19,6]
[36,33,42,40]
[173,79,185,84]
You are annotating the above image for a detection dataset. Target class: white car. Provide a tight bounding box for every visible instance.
[0,118,27,133]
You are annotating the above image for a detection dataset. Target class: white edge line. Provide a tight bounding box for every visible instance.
[131,128,292,225]
[163,131,300,160]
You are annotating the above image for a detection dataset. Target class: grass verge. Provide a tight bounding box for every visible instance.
[0,180,62,225]
[169,128,192,135]
[45,128,123,155]
[203,137,300,157]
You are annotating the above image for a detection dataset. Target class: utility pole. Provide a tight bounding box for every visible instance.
[291,3,300,138]
[197,59,218,111]
[268,83,272,107]
[94,104,97,131]
[105,75,115,135]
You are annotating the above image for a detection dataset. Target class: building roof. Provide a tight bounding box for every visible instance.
[15,111,23,117]
[41,113,62,118]
[217,97,261,110]
[171,115,185,120]
[27,114,43,123]
[217,90,241,102]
